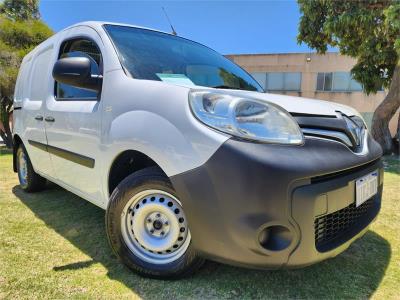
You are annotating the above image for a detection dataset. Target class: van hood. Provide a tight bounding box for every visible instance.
[200,88,361,118]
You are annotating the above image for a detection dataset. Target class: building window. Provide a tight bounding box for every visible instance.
[284,72,302,91]
[266,72,301,91]
[317,72,363,92]
[250,72,301,92]
[250,72,267,89]
[267,73,284,90]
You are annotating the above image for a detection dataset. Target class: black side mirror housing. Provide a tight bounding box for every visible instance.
[52,57,102,92]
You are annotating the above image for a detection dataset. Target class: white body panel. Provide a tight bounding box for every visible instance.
[13,21,362,210]
[43,26,106,205]
[230,90,360,117]
[13,46,55,178]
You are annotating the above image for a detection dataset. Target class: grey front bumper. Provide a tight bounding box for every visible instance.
[170,134,383,269]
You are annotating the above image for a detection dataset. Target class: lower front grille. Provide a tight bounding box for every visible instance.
[314,197,378,252]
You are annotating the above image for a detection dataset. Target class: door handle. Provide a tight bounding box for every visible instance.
[34,115,43,121]
[45,116,55,122]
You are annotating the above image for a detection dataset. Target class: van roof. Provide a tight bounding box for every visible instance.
[22,21,174,63]
[64,21,172,36]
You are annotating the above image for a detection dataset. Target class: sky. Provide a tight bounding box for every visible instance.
[39,0,317,55]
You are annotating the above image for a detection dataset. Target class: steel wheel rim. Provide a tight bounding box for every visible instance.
[121,189,191,265]
[18,150,28,186]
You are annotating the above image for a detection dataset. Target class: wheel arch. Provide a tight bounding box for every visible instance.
[107,149,167,196]
[12,134,23,172]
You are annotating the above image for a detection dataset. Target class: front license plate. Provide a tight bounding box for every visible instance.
[355,170,378,207]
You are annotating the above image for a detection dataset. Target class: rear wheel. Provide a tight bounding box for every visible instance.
[106,167,204,279]
[16,144,47,192]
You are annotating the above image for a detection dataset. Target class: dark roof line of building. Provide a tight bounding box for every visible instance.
[224,51,340,57]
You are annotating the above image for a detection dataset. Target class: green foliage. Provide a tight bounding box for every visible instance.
[0,15,53,107]
[386,3,400,55]
[0,40,19,97]
[297,0,400,94]
[0,0,52,147]
[0,17,53,56]
[0,0,40,20]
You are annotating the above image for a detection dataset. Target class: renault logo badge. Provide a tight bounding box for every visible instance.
[341,113,362,146]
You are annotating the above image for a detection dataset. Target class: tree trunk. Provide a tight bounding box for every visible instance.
[0,129,13,148]
[0,117,12,149]
[2,117,13,149]
[396,112,400,154]
[397,112,400,139]
[371,65,400,154]
[0,130,7,145]
[0,95,13,149]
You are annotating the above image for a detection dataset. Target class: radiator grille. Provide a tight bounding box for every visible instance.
[292,114,366,153]
[314,197,376,251]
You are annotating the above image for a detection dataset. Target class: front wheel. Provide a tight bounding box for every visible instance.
[106,167,204,279]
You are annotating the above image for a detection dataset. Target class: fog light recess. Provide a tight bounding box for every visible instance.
[258,225,293,252]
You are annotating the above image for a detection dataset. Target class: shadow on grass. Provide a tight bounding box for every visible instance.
[13,184,391,299]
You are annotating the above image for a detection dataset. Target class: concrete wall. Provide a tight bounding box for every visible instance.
[227,52,398,135]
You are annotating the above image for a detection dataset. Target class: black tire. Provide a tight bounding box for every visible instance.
[16,144,47,192]
[106,167,204,279]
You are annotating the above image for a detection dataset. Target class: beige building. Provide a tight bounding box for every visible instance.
[227,52,398,134]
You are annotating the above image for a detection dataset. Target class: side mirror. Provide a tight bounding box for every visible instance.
[52,57,102,92]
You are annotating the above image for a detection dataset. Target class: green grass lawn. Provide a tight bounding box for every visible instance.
[0,152,399,299]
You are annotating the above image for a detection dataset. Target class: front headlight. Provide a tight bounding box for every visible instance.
[189,90,304,144]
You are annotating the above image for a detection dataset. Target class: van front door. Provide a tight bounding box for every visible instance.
[44,27,104,207]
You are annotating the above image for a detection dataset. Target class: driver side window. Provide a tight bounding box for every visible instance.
[56,39,102,100]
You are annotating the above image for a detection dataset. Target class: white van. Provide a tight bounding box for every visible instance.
[13,22,383,279]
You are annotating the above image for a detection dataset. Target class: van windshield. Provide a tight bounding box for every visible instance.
[104,25,263,92]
